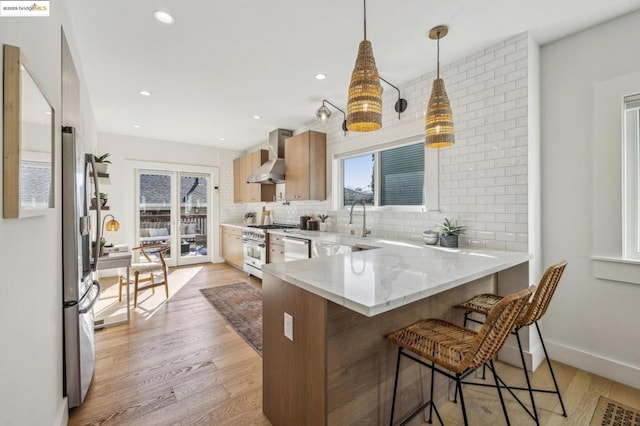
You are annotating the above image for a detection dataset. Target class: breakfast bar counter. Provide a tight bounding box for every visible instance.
[261,238,530,425]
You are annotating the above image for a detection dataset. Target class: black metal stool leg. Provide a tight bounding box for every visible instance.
[452,377,459,403]
[516,327,539,424]
[535,321,567,417]
[428,361,435,424]
[456,374,469,426]
[489,360,511,425]
[390,347,402,426]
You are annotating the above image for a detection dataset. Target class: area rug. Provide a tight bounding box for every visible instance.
[199,282,263,356]
[590,395,640,426]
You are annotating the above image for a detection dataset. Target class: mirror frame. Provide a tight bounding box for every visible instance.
[3,44,55,218]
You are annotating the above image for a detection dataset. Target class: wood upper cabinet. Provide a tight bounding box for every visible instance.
[284,131,326,201]
[233,157,245,203]
[233,150,276,203]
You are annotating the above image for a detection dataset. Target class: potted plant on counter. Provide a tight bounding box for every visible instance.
[318,214,329,232]
[243,211,256,225]
[437,217,466,248]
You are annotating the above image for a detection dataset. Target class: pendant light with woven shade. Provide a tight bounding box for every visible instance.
[346,0,383,132]
[426,25,454,148]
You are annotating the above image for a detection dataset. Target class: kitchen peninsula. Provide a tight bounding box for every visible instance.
[261,235,530,425]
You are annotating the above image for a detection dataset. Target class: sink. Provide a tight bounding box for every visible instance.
[349,244,378,251]
[312,240,379,257]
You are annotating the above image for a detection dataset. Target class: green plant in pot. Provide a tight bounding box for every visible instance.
[243,211,256,224]
[317,214,329,232]
[91,192,108,209]
[437,218,466,248]
[93,153,111,174]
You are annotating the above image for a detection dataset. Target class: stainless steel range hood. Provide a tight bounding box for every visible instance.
[247,129,293,184]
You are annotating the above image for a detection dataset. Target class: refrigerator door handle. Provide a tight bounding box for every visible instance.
[88,154,101,270]
[79,280,101,314]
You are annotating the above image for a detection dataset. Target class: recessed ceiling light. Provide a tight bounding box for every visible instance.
[45,111,52,115]
[219,137,225,141]
[315,73,327,80]
[139,90,151,96]
[153,10,175,25]
[133,124,141,128]
[253,115,261,120]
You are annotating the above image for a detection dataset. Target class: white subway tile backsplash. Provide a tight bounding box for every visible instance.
[506,242,528,252]
[496,232,517,242]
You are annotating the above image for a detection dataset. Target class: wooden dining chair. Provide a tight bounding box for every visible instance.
[455,260,568,424]
[387,286,535,426]
[119,244,170,308]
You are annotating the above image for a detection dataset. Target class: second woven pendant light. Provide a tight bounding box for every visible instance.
[346,0,383,132]
[425,25,455,148]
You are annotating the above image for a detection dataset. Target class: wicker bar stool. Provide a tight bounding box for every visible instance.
[455,260,568,424]
[387,286,535,426]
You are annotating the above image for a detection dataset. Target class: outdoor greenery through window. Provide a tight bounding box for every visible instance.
[624,94,640,260]
[342,142,425,207]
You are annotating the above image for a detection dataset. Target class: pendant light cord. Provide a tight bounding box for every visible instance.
[363,0,367,40]
[436,30,441,79]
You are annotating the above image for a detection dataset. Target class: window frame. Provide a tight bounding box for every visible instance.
[335,137,436,212]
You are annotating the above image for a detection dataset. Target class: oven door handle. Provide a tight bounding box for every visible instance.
[242,238,266,248]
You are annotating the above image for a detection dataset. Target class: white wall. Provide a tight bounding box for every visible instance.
[244,34,532,251]
[0,1,98,425]
[541,9,640,388]
[98,132,244,261]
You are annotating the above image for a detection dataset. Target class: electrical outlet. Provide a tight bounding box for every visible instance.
[284,312,293,341]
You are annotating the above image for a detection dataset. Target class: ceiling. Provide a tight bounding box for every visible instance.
[66,0,640,150]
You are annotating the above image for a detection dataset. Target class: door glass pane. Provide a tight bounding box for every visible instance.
[343,154,374,206]
[139,172,172,262]
[179,174,208,259]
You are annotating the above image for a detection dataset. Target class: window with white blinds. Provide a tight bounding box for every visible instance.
[624,94,640,260]
[341,141,425,208]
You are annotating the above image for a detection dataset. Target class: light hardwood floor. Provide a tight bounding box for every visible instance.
[69,262,640,425]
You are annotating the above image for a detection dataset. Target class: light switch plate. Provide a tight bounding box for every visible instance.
[284,312,293,341]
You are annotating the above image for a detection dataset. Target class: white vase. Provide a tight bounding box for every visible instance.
[319,222,328,232]
[95,162,109,174]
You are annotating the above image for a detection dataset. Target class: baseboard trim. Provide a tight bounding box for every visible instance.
[545,339,640,389]
[498,341,544,372]
[56,397,68,426]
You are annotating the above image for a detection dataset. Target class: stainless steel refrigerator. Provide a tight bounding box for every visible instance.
[62,126,102,408]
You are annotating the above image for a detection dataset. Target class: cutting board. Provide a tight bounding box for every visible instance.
[260,206,271,225]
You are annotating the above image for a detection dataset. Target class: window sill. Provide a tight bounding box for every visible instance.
[591,256,640,285]
[341,205,427,213]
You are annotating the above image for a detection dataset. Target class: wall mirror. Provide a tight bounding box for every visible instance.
[3,44,55,218]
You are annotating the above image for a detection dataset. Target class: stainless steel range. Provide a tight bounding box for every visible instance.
[242,223,297,278]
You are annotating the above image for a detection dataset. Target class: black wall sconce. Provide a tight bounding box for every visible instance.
[379,76,408,120]
[316,99,348,136]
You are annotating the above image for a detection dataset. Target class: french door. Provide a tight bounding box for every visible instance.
[136,168,216,267]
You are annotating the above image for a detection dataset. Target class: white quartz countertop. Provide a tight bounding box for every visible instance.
[262,231,530,317]
[220,223,244,229]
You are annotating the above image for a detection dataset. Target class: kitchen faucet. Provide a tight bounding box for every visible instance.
[349,200,371,237]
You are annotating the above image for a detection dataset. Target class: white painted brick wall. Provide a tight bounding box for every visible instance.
[232,33,530,251]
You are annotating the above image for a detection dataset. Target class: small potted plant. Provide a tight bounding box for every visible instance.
[437,217,466,248]
[91,192,108,209]
[317,214,329,232]
[93,153,111,174]
[243,211,256,225]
